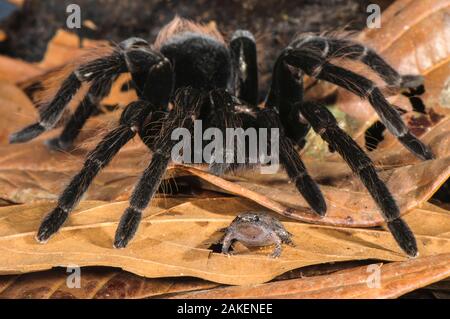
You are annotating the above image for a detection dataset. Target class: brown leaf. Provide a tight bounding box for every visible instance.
[167,253,450,299]
[0,197,449,285]
[0,29,105,85]
[0,56,43,84]
[0,140,448,228]
[38,30,109,70]
[0,81,37,144]
[0,268,217,299]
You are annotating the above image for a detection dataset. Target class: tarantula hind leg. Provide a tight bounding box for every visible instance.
[45,77,116,151]
[292,36,424,91]
[298,101,417,257]
[114,88,202,248]
[9,47,126,145]
[281,46,434,161]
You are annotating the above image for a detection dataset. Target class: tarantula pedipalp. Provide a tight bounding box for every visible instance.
[10,17,433,257]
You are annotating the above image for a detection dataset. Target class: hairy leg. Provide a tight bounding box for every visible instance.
[9,37,171,145]
[266,57,311,149]
[280,48,434,160]
[45,76,117,151]
[258,108,326,216]
[230,30,259,106]
[114,88,203,248]
[10,49,126,144]
[37,39,174,243]
[299,101,417,257]
[37,100,153,242]
[290,35,423,89]
[207,89,246,175]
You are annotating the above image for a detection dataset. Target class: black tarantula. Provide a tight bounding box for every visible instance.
[10,17,433,257]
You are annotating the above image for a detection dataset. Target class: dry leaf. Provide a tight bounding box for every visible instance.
[0,0,449,296]
[38,30,108,70]
[167,253,450,299]
[0,140,448,227]
[0,29,105,85]
[0,197,449,285]
[0,81,37,144]
[0,267,217,299]
[0,56,43,83]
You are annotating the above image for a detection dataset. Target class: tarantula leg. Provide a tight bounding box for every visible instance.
[230,30,258,106]
[36,100,153,243]
[266,58,310,149]
[45,77,116,151]
[291,36,423,89]
[402,85,427,114]
[114,88,202,248]
[38,41,174,244]
[258,108,327,216]
[207,89,244,175]
[10,50,127,144]
[299,101,417,257]
[282,50,434,160]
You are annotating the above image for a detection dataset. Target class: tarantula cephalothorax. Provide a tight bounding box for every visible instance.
[10,17,433,256]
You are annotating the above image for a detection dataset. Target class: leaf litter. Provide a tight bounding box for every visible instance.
[0,1,448,297]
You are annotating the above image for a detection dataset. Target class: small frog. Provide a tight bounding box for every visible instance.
[220,212,293,258]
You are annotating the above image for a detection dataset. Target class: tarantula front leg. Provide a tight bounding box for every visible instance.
[37,100,153,242]
[207,89,246,175]
[114,88,202,248]
[36,41,173,242]
[230,30,259,106]
[281,49,434,160]
[299,101,417,257]
[266,58,311,149]
[258,108,327,216]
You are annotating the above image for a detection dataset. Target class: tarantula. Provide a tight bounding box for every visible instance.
[10,17,433,257]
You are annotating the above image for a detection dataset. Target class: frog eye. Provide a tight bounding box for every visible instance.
[253,215,260,222]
